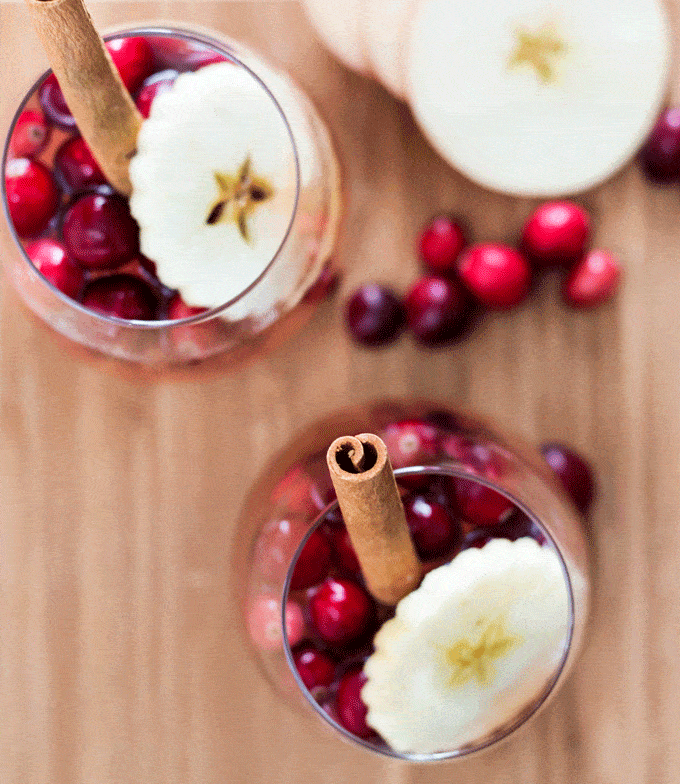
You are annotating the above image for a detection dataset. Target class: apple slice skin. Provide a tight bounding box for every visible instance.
[406,0,671,197]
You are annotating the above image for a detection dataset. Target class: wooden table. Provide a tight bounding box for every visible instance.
[1,1,679,782]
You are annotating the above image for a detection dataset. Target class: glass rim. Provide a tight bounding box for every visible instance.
[281,463,577,762]
[1,25,302,329]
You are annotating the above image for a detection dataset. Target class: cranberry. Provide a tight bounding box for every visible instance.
[54,136,107,192]
[639,108,680,182]
[106,36,154,94]
[167,293,208,319]
[521,201,590,267]
[380,419,440,468]
[460,529,493,550]
[404,275,470,345]
[335,667,372,738]
[38,74,76,130]
[290,528,333,590]
[344,283,405,346]
[62,193,139,269]
[135,69,178,118]
[309,578,372,645]
[5,158,59,238]
[81,274,158,320]
[8,109,50,159]
[329,527,362,575]
[194,51,230,69]
[457,243,531,309]
[417,214,466,274]
[454,478,515,527]
[541,443,595,514]
[293,647,336,692]
[403,493,461,559]
[562,249,621,309]
[25,238,85,299]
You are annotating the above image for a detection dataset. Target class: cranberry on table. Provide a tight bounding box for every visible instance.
[457,243,531,309]
[81,274,159,320]
[417,214,467,274]
[38,74,76,130]
[290,528,333,590]
[344,283,406,347]
[293,647,336,692]
[54,136,107,192]
[562,249,621,309]
[106,36,155,94]
[309,577,373,646]
[62,193,139,269]
[335,667,373,739]
[403,493,461,559]
[25,238,85,299]
[541,443,595,514]
[405,275,471,346]
[5,158,60,238]
[639,107,680,182]
[454,478,515,527]
[135,69,178,118]
[521,201,590,267]
[8,109,50,159]
[380,419,440,468]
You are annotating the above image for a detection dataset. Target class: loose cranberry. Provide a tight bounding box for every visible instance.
[290,528,333,590]
[54,136,107,192]
[81,274,158,320]
[541,443,595,514]
[417,214,467,274]
[135,69,178,118]
[404,275,471,345]
[335,667,372,738]
[521,201,590,267]
[62,193,139,269]
[293,647,336,692]
[5,158,60,238]
[329,527,362,575]
[8,109,50,159]
[403,493,461,559]
[106,36,154,94]
[562,249,621,309]
[344,283,405,346]
[38,74,76,130]
[380,419,440,468]
[454,478,515,527]
[25,238,85,299]
[309,578,372,645]
[639,108,680,182]
[457,243,531,309]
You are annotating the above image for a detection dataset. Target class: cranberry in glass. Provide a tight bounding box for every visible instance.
[417,214,466,274]
[639,107,680,182]
[54,136,107,192]
[521,201,590,267]
[5,158,59,238]
[38,74,76,130]
[25,238,85,299]
[329,526,361,575]
[135,69,178,118]
[8,109,50,159]
[541,443,595,514]
[167,293,208,319]
[562,250,621,309]
[454,478,515,527]
[335,667,373,738]
[309,578,373,646]
[62,193,139,269]
[403,493,461,559]
[106,36,155,94]
[293,647,336,692]
[380,419,440,468]
[404,275,470,345]
[457,243,531,309]
[344,283,405,347]
[290,528,332,590]
[81,274,159,320]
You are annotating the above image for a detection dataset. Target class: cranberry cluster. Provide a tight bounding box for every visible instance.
[345,204,622,348]
[4,35,223,321]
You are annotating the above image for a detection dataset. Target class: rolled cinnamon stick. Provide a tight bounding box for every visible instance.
[327,433,421,605]
[26,0,142,195]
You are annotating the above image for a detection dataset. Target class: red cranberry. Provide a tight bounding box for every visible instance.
[38,74,76,130]
[62,193,139,269]
[460,529,493,550]
[54,136,107,192]
[403,493,461,559]
[454,478,515,527]
[167,293,208,319]
[562,249,621,309]
[457,243,531,309]
[81,274,158,320]
[194,51,230,69]
[639,108,680,182]
[5,158,59,238]
[293,647,336,692]
[380,419,440,468]
[8,109,50,159]
[106,36,154,94]
[135,69,178,118]
[417,214,466,274]
[344,283,405,346]
[541,443,595,514]
[25,238,85,299]
[309,578,372,645]
[335,667,372,738]
[521,201,590,267]
[329,527,361,575]
[290,528,333,590]
[404,275,470,345]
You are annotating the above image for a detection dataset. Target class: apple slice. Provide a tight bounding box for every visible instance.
[406,0,670,197]
[358,0,414,99]
[301,0,369,74]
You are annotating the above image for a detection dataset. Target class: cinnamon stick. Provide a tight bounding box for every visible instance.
[26,0,142,195]
[326,433,421,605]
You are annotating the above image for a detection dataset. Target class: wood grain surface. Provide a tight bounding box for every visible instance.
[1,1,679,782]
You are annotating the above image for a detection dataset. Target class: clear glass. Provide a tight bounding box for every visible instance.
[0,26,341,366]
[235,400,590,762]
